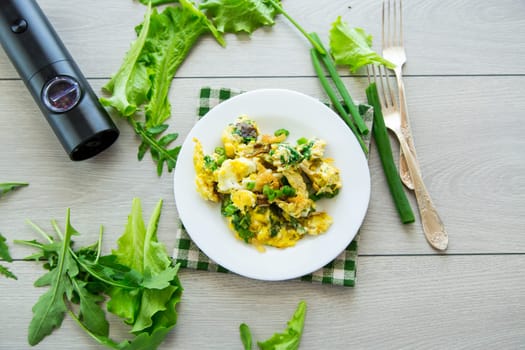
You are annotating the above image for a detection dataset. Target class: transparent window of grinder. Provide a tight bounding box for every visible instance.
[0,0,119,161]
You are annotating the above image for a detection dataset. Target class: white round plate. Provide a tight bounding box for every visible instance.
[173,89,370,281]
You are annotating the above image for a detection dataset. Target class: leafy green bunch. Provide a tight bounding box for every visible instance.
[16,198,182,349]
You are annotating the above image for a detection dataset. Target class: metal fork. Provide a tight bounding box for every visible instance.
[369,65,448,251]
[382,0,417,190]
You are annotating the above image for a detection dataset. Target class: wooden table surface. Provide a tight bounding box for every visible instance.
[1,1,524,349]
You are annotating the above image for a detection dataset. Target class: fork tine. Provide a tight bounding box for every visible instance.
[371,64,397,111]
[399,0,403,45]
[383,65,398,110]
[381,2,385,49]
[383,0,404,48]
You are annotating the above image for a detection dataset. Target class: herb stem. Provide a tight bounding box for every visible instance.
[95,226,103,264]
[309,33,369,135]
[25,220,54,243]
[366,82,415,224]
[310,48,368,155]
[266,0,325,55]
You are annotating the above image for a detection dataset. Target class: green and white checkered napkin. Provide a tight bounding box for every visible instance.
[173,87,373,287]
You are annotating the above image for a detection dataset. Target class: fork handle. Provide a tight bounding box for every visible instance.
[398,134,448,251]
[393,67,417,191]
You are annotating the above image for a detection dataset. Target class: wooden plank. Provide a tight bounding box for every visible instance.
[0,255,523,349]
[0,0,524,78]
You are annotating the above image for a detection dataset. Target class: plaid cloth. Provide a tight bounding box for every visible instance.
[173,87,373,287]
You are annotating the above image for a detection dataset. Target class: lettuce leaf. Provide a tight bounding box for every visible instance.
[199,0,280,34]
[329,16,395,72]
[100,3,153,117]
[107,198,183,335]
[101,1,224,126]
[143,0,224,127]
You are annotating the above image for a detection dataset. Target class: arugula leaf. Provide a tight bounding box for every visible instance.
[257,301,307,350]
[28,209,79,346]
[240,323,253,350]
[0,182,28,197]
[329,16,395,72]
[0,233,14,262]
[199,0,279,34]
[0,181,28,279]
[133,121,180,176]
[72,279,110,337]
[72,312,175,350]
[0,265,16,280]
[0,233,17,279]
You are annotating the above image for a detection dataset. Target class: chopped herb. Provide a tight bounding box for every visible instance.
[231,212,254,243]
[296,137,308,145]
[204,155,218,171]
[214,147,227,166]
[221,196,238,216]
[297,139,315,160]
[274,128,289,137]
[273,143,304,167]
[263,185,296,201]
[263,185,278,202]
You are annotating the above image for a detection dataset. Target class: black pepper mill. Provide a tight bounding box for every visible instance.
[0,0,119,160]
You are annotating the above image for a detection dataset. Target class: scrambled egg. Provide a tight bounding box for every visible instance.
[193,115,342,250]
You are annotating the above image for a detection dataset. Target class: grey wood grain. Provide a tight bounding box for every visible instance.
[0,256,523,349]
[0,1,524,349]
[0,0,524,78]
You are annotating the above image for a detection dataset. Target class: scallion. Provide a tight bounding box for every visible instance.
[366,82,414,224]
[310,48,368,155]
[309,33,369,135]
